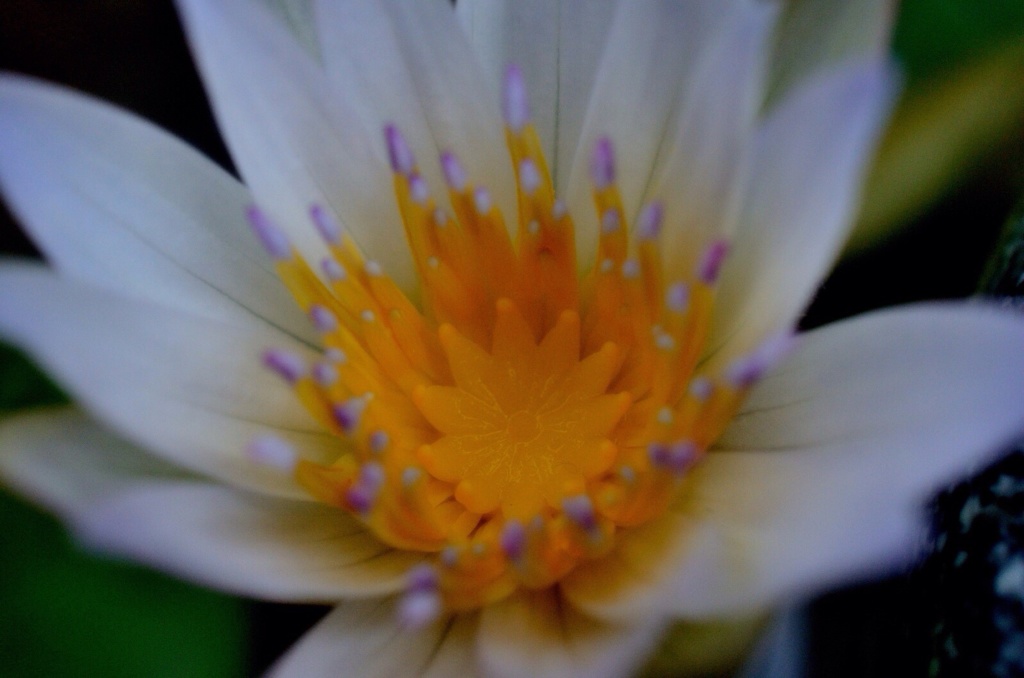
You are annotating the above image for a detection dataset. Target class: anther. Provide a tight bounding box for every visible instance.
[401,466,421,487]
[599,258,615,274]
[309,304,339,333]
[621,259,640,279]
[666,282,690,314]
[503,64,529,131]
[246,435,297,472]
[562,495,598,532]
[519,158,541,194]
[399,564,441,629]
[440,151,467,191]
[369,430,390,454]
[600,209,620,234]
[432,208,448,227]
[527,220,540,235]
[689,377,713,401]
[649,441,698,474]
[552,199,567,219]
[262,348,305,383]
[726,331,798,388]
[384,124,415,176]
[409,174,429,204]
[332,397,367,432]
[365,260,384,277]
[656,407,674,425]
[474,187,492,215]
[323,348,347,364]
[636,201,664,240]
[346,461,384,513]
[246,206,291,260]
[311,361,338,387]
[697,238,730,285]
[309,204,342,244]
[321,257,346,282]
[590,137,615,189]
[500,520,526,561]
[360,309,376,323]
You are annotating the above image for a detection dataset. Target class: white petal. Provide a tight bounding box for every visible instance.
[564,0,741,265]
[706,57,897,369]
[269,600,478,678]
[77,483,420,602]
[0,75,314,346]
[313,0,449,209]
[376,0,517,225]
[258,0,320,55]
[0,264,333,498]
[770,0,897,100]
[456,0,618,193]
[0,407,416,601]
[175,0,416,289]
[0,408,188,516]
[567,303,1024,619]
[646,1,778,276]
[478,589,664,678]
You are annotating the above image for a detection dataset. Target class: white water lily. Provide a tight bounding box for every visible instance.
[1,0,1023,676]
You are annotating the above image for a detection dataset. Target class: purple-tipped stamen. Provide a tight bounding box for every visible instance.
[697,238,730,285]
[503,64,529,131]
[311,361,338,387]
[590,137,615,189]
[666,282,690,314]
[726,331,798,388]
[562,495,598,532]
[369,430,390,453]
[637,201,664,240]
[440,151,467,191]
[384,123,415,175]
[246,435,297,471]
[519,158,541,194]
[262,348,305,383]
[500,520,526,561]
[309,304,339,333]
[688,376,713,401]
[474,187,492,215]
[600,208,620,234]
[332,396,367,433]
[652,441,698,474]
[408,174,429,204]
[321,257,346,282]
[246,206,291,260]
[345,461,385,513]
[398,588,441,629]
[309,204,341,244]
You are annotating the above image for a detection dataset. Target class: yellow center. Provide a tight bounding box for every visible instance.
[254,92,762,613]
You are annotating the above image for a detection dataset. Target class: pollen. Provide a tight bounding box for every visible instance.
[249,65,791,620]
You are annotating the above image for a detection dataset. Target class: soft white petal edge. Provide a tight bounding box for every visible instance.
[0,263,332,498]
[0,407,418,601]
[0,74,315,346]
[456,0,618,193]
[770,0,897,101]
[478,588,666,678]
[175,0,416,290]
[707,56,898,368]
[565,302,1024,619]
[269,600,478,678]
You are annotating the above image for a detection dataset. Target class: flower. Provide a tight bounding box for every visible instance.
[1,0,1023,676]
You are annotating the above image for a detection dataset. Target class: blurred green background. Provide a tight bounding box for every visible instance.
[0,1,1023,676]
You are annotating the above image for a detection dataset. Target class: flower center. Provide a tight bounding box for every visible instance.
[248,66,789,621]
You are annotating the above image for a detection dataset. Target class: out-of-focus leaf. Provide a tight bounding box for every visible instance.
[639,616,767,678]
[0,342,248,677]
[894,0,1024,85]
[848,42,1024,253]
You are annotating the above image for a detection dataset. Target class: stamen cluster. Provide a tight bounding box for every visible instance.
[248,66,791,621]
